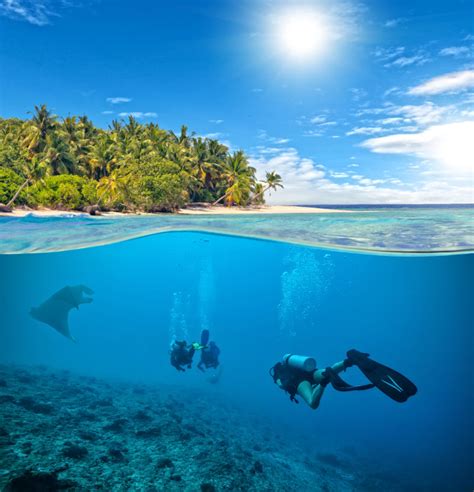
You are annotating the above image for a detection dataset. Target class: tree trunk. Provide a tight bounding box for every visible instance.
[252,185,270,203]
[7,179,30,208]
[213,190,231,206]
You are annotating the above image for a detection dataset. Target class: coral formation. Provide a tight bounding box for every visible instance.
[0,364,405,491]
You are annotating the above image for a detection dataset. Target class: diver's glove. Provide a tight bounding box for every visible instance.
[343,358,354,369]
[320,367,333,387]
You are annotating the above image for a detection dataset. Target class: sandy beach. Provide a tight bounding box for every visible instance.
[0,205,349,218]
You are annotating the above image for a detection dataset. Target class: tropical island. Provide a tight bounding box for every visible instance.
[0,105,284,215]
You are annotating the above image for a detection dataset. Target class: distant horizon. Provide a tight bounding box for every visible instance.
[298,203,474,207]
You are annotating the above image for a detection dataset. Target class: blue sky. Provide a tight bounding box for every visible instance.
[1,0,473,204]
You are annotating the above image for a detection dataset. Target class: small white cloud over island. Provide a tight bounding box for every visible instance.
[107,97,132,104]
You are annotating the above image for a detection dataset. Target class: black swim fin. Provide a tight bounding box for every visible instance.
[347,349,418,403]
[323,367,375,392]
[201,329,210,346]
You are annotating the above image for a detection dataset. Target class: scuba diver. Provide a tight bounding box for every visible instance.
[270,349,417,409]
[197,329,220,372]
[170,340,205,372]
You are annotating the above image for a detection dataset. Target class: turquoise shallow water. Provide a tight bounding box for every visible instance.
[0,205,473,254]
[0,207,473,490]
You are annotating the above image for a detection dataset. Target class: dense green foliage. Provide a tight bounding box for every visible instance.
[0,105,282,212]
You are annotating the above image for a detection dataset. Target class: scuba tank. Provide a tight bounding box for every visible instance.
[283,354,316,372]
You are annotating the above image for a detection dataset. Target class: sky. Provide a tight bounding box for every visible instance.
[0,0,473,204]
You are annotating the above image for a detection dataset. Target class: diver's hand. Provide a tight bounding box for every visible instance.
[192,342,206,350]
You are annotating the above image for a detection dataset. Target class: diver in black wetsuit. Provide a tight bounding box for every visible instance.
[170,340,204,372]
[198,341,220,371]
[270,350,417,409]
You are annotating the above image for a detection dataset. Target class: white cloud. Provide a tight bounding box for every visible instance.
[360,121,474,172]
[383,86,401,97]
[358,178,387,186]
[118,112,157,119]
[373,46,405,62]
[439,46,471,57]
[356,107,387,116]
[408,70,474,95]
[387,102,449,125]
[203,132,225,139]
[0,0,56,25]
[350,88,368,101]
[384,18,405,28]
[257,130,290,144]
[209,119,224,124]
[330,171,349,178]
[376,117,405,125]
[107,97,132,104]
[310,115,327,124]
[346,127,386,136]
[299,115,337,137]
[303,130,324,137]
[101,111,114,115]
[374,46,429,68]
[250,146,473,204]
[385,54,429,68]
[251,88,263,93]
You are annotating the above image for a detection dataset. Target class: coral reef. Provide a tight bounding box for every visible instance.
[0,364,404,491]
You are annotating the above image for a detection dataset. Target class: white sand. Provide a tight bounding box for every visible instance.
[0,205,349,218]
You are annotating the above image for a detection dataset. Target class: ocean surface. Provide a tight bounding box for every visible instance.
[0,207,473,491]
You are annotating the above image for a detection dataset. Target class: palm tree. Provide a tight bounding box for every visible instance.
[213,151,255,206]
[43,132,75,175]
[22,105,57,154]
[87,135,117,179]
[253,171,284,203]
[6,157,48,208]
[96,168,130,207]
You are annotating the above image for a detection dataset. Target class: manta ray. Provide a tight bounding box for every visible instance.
[30,285,94,342]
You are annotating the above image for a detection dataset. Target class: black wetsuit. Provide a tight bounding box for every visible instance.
[198,342,220,371]
[271,362,316,401]
[170,342,195,372]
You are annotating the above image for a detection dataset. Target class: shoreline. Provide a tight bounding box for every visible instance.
[0,205,351,218]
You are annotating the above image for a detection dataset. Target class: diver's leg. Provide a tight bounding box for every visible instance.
[297,381,326,410]
[312,360,347,384]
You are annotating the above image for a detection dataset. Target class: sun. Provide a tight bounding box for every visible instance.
[277,10,329,60]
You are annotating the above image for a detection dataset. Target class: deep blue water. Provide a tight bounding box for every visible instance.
[1,232,473,490]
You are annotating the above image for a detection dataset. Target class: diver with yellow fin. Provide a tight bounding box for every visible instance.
[170,340,206,372]
[270,350,417,409]
[197,329,221,372]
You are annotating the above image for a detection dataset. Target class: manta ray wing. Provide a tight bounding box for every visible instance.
[30,285,93,341]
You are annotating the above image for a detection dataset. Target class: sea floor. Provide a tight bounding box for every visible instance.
[0,365,406,491]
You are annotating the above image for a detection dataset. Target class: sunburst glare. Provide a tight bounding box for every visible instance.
[275,9,331,61]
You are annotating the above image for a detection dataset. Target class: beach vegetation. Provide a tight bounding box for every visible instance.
[0,106,283,213]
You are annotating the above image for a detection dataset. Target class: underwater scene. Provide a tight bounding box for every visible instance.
[0,212,473,491]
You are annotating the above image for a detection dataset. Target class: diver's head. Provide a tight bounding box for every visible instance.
[172,340,187,349]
